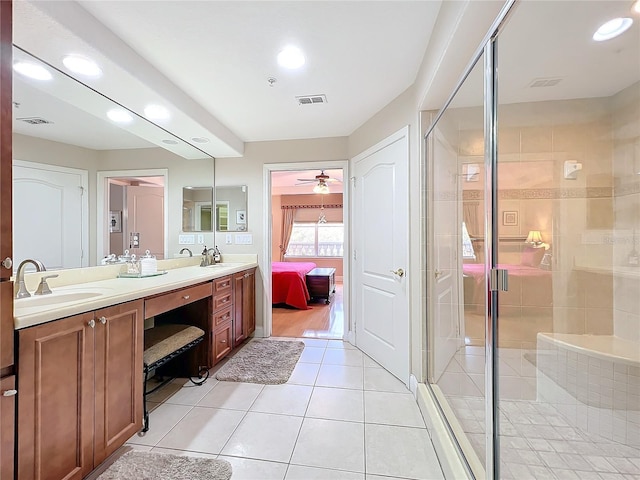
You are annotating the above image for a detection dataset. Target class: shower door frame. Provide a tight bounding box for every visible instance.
[423,1,518,478]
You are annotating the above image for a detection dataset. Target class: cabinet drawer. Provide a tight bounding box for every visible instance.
[213,275,232,294]
[212,322,232,364]
[213,291,233,311]
[212,306,232,329]
[145,282,212,318]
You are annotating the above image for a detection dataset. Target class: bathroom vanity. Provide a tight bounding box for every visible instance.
[13,258,257,479]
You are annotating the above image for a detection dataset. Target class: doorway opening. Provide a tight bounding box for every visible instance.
[263,161,349,340]
[97,169,168,264]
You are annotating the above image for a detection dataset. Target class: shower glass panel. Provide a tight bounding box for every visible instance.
[496,1,640,477]
[427,52,488,474]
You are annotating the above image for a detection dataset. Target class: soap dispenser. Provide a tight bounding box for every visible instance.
[213,246,221,264]
[200,245,209,267]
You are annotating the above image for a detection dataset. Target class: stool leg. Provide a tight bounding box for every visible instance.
[142,365,150,433]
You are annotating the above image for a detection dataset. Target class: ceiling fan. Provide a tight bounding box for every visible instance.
[296,170,341,194]
[296,170,341,185]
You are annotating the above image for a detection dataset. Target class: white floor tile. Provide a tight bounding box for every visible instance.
[127,403,192,446]
[363,356,383,369]
[250,384,313,416]
[299,347,326,364]
[221,412,303,463]
[219,455,288,480]
[285,464,364,479]
[287,362,321,386]
[323,348,364,366]
[148,377,217,406]
[197,381,264,410]
[365,424,443,480]
[301,338,329,348]
[155,406,245,454]
[364,367,409,393]
[306,386,364,422]
[291,418,365,473]
[316,364,364,390]
[364,391,425,428]
[326,340,357,350]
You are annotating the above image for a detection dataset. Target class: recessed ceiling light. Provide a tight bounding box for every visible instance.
[144,104,170,121]
[277,46,305,69]
[62,55,102,77]
[107,108,134,124]
[13,61,52,81]
[162,139,179,145]
[191,137,209,144]
[634,0,640,14]
[593,17,633,41]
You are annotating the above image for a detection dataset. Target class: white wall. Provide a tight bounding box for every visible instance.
[215,137,349,334]
[13,133,215,264]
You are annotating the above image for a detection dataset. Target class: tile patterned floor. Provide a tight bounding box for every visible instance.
[438,346,640,479]
[124,338,445,480]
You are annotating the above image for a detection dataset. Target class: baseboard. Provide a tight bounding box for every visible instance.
[415,384,474,480]
[254,326,265,338]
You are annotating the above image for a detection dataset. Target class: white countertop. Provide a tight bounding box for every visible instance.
[14,259,258,330]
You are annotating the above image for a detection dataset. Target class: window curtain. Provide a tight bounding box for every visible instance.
[463,202,480,237]
[279,207,296,260]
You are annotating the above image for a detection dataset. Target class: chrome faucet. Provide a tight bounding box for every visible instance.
[15,259,46,299]
[179,247,193,257]
[35,274,59,295]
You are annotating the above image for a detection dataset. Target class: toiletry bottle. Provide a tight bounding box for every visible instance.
[200,246,208,267]
[214,246,221,264]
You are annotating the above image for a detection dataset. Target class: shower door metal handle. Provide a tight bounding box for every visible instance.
[490,268,508,292]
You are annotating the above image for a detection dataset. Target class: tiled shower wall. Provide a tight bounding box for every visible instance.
[612,81,640,344]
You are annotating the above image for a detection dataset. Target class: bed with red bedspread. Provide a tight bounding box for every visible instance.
[272,261,317,310]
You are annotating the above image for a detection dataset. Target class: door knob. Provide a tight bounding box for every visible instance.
[434,270,442,278]
[99,316,107,325]
[88,319,95,328]
[390,268,404,278]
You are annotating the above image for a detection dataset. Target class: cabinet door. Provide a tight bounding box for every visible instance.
[212,323,232,364]
[1,375,15,480]
[233,273,246,345]
[18,312,95,480]
[93,300,143,465]
[233,269,256,345]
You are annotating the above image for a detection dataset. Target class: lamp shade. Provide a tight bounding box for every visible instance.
[313,183,330,194]
[526,230,543,245]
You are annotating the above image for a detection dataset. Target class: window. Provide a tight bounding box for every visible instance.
[462,221,476,260]
[286,222,344,257]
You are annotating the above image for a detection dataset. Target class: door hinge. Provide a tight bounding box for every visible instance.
[490,268,508,292]
[353,250,357,261]
[351,176,356,188]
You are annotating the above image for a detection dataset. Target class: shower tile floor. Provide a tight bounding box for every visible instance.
[439,346,640,479]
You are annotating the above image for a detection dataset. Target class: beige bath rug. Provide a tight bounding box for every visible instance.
[97,450,232,480]
[214,339,305,384]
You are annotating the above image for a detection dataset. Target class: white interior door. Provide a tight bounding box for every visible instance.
[126,185,164,259]
[13,160,88,271]
[431,130,462,382]
[353,127,409,383]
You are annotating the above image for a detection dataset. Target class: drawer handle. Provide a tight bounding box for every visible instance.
[222,298,228,303]
[88,319,95,328]
[99,316,107,325]
[2,389,17,397]
[220,339,227,344]
[183,295,190,300]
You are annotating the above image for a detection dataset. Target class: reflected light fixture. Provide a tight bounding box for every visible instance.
[593,17,633,41]
[526,230,543,246]
[144,104,170,121]
[62,55,102,77]
[107,108,134,124]
[13,61,52,81]
[634,0,640,14]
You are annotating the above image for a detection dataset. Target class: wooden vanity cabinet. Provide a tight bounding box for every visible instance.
[211,276,233,365]
[17,300,143,479]
[233,268,256,346]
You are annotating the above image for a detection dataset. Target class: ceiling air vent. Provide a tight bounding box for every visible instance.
[296,94,327,105]
[17,117,53,125]
[529,77,563,88]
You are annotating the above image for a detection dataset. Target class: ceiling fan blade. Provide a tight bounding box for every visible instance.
[296,178,317,182]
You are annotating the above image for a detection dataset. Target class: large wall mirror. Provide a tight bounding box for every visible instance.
[183,187,213,232]
[216,185,248,232]
[12,46,213,270]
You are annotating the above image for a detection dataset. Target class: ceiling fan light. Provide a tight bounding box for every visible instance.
[313,183,329,194]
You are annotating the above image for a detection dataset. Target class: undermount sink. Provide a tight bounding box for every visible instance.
[15,291,103,307]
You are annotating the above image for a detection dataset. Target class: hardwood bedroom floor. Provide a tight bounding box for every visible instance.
[272,283,343,339]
